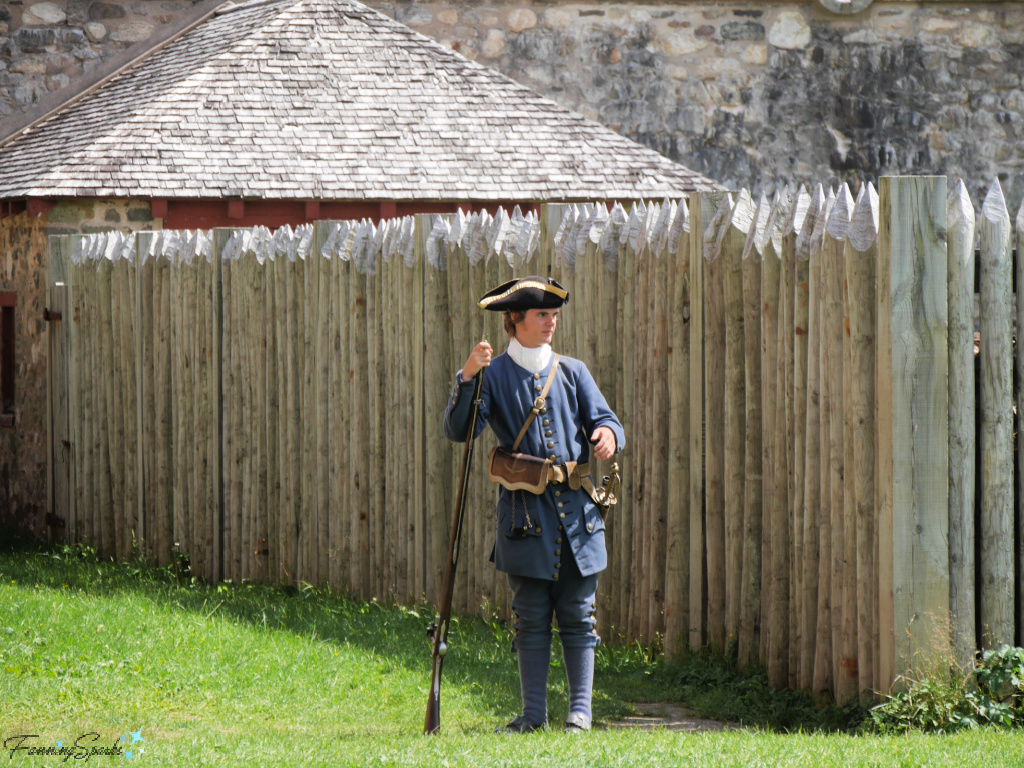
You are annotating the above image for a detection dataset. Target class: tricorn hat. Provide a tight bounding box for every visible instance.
[477,276,570,312]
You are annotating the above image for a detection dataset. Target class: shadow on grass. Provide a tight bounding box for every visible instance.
[0,532,865,733]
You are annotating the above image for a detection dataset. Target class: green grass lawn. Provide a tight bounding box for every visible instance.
[1,543,1022,767]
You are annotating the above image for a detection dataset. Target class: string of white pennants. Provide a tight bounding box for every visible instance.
[66,197,702,275]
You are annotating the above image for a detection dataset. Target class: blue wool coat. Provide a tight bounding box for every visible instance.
[443,352,625,581]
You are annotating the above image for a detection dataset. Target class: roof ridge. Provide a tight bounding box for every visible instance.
[215,0,301,15]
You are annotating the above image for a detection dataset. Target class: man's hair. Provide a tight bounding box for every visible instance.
[503,310,525,339]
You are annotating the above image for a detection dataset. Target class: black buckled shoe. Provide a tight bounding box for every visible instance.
[563,712,592,733]
[495,715,545,734]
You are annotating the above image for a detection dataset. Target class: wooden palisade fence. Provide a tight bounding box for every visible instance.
[46,177,1024,702]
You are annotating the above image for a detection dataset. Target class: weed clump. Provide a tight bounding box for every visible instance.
[869,645,1024,733]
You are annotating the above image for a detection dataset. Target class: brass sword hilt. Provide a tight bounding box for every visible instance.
[594,462,621,518]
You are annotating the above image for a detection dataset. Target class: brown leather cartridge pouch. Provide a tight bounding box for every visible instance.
[488,446,552,494]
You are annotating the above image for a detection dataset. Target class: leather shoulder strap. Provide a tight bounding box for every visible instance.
[511,354,560,452]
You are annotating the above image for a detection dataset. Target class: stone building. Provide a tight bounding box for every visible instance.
[3,1,1023,210]
[0,0,716,535]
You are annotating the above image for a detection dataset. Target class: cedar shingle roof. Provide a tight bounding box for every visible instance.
[0,0,720,201]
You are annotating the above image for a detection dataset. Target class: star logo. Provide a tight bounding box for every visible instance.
[129,730,144,744]
[56,741,63,748]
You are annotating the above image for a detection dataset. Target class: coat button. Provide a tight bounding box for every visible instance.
[534,373,541,380]
[555,563,561,569]
[587,523,594,531]
[545,430,553,437]
[559,512,566,519]
[555,549,561,556]
[555,537,562,544]
[559,526,564,532]
[557,502,564,509]
[535,384,543,392]
[554,491,561,497]
[547,441,555,449]
[549,455,557,461]
[540,407,547,414]
[535,526,542,534]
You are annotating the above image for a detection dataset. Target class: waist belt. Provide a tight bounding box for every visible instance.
[549,461,590,490]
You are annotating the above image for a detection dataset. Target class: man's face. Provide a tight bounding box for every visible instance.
[515,308,559,348]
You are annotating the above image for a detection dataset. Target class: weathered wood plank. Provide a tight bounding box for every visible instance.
[813,187,838,695]
[324,224,346,591]
[664,199,691,659]
[611,205,635,636]
[66,237,83,547]
[760,198,784,686]
[703,192,732,651]
[252,236,269,583]
[977,179,1014,647]
[211,230,229,582]
[846,183,880,701]
[1016,197,1024,649]
[826,185,858,705]
[412,217,427,603]
[738,194,764,668]
[424,216,452,605]
[153,242,173,566]
[783,187,813,688]
[283,239,301,583]
[96,253,116,558]
[109,247,128,561]
[790,186,820,685]
[688,192,722,650]
[633,208,651,642]
[876,175,949,690]
[314,225,332,587]
[48,279,70,546]
[796,193,825,690]
[351,232,371,598]
[721,190,752,650]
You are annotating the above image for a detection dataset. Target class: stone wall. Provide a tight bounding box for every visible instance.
[368,0,1024,210]
[3,0,1023,209]
[0,0,207,122]
[0,201,159,535]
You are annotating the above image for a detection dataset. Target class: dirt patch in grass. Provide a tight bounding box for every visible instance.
[606,702,741,732]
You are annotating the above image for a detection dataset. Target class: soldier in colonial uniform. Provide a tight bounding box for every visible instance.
[443,276,625,733]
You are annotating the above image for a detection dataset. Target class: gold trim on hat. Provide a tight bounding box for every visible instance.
[477,280,568,309]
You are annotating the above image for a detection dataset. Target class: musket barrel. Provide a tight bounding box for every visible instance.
[424,367,485,734]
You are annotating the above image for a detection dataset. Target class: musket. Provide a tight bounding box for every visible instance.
[424,362,485,734]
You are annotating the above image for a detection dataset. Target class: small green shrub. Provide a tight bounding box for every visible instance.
[869,644,1024,733]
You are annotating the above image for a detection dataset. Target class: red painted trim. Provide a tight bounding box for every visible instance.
[3,197,547,229]
[162,199,481,229]
[27,200,54,218]
[0,293,15,307]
